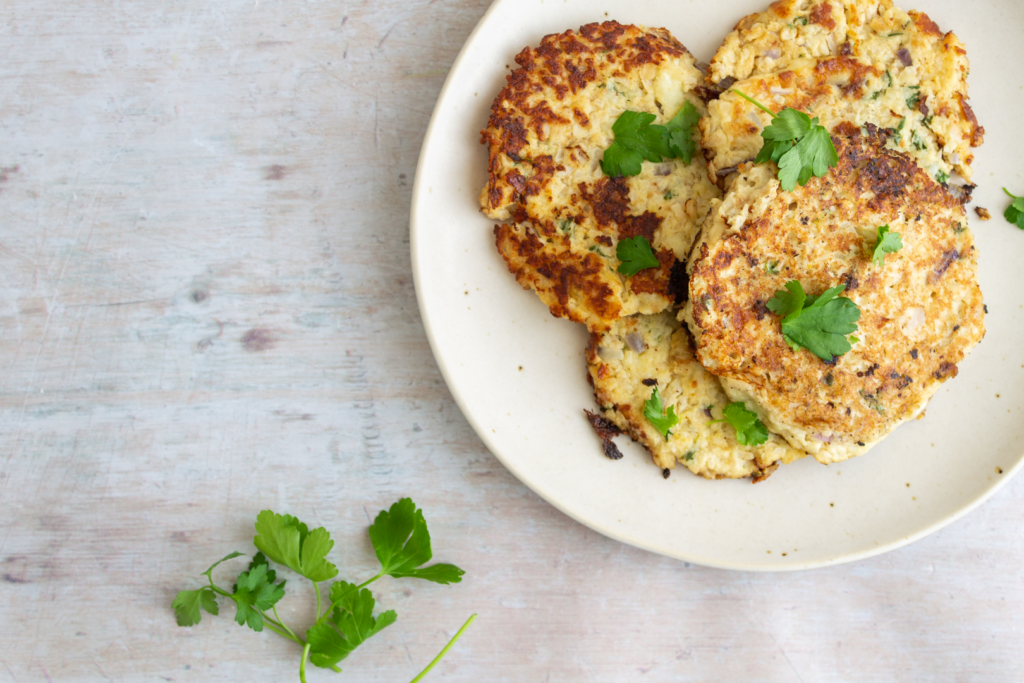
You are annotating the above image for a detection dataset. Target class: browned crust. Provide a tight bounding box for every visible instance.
[908,9,943,38]
[689,128,985,448]
[808,1,836,30]
[494,223,620,328]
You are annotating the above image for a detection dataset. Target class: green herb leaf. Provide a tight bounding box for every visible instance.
[600,111,669,177]
[767,280,861,361]
[231,562,287,632]
[172,588,219,627]
[1003,187,1024,230]
[307,583,397,669]
[368,498,466,584]
[643,386,679,440]
[872,225,903,266]
[601,104,702,177]
[935,170,949,184]
[616,236,661,276]
[711,402,769,446]
[734,90,838,191]
[664,100,701,163]
[253,511,339,583]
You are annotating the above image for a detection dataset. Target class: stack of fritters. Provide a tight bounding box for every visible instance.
[481,3,986,480]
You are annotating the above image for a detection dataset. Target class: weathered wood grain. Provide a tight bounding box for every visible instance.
[0,1,1022,681]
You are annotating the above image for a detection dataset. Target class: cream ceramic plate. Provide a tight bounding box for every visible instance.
[410,0,1024,570]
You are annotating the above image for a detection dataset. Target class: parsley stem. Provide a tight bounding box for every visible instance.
[408,613,477,683]
[299,642,311,683]
[271,605,300,642]
[260,616,304,645]
[314,582,322,621]
[732,89,776,116]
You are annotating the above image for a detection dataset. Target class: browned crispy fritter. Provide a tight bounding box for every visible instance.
[684,124,985,463]
[480,22,720,331]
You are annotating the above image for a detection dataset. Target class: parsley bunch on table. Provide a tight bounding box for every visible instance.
[767,280,861,362]
[172,498,474,683]
[733,90,839,191]
[601,101,702,177]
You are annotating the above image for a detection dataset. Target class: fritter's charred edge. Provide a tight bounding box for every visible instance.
[668,259,690,305]
[752,462,779,484]
[584,409,624,460]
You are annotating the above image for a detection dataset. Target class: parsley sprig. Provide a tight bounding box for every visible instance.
[1003,187,1024,230]
[733,90,839,191]
[616,236,660,276]
[601,101,702,177]
[872,225,903,266]
[172,499,473,683]
[644,385,679,440]
[767,280,861,362]
[709,402,769,446]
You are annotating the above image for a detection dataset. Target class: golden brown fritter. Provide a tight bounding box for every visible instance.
[587,312,807,479]
[702,0,983,183]
[683,125,985,464]
[480,22,721,331]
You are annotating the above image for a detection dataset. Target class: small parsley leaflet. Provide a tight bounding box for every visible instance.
[733,90,838,191]
[872,225,903,266]
[643,386,679,440]
[616,236,661,276]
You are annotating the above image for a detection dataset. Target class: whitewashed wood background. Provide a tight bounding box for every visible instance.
[1,1,1023,681]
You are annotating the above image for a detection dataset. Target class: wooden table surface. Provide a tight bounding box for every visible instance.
[2,1,1023,681]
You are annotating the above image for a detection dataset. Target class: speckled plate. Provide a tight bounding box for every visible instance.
[410,0,1024,570]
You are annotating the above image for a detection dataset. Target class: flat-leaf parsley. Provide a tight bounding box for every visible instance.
[601,101,702,177]
[872,225,903,266]
[172,499,474,683]
[767,280,861,362]
[1003,187,1024,230]
[733,90,839,191]
[616,236,660,276]
[644,385,679,440]
[710,402,769,446]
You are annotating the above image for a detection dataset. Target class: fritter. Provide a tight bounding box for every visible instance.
[586,311,807,480]
[683,125,985,464]
[480,22,721,331]
[701,0,983,184]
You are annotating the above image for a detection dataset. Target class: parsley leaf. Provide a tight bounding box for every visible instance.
[601,103,702,177]
[601,111,669,177]
[664,100,701,163]
[872,225,903,266]
[307,582,397,669]
[1003,187,1024,230]
[616,236,660,276]
[643,386,678,440]
[253,511,338,583]
[368,498,466,584]
[172,587,219,627]
[767,280,861,362]
[232,562,287,632]
[734,90,838,191]
[710,402,769,446]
